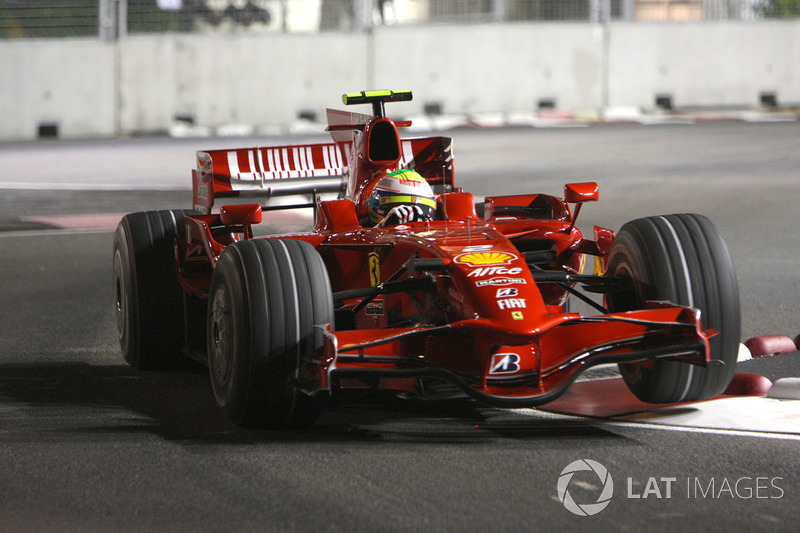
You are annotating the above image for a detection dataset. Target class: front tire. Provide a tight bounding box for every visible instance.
[113,210,195,370]
[606,214,740,403]
[207,239,333,429]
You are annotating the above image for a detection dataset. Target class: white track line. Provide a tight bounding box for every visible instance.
[0,182,186,191]
[599,420,800,441]
[513,393,800,441]
[0,228,113,238]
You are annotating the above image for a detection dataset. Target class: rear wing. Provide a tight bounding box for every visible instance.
[193,137,454,215]
[192,143,348,214]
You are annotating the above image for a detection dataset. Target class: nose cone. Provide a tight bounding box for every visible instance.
[448,242,548,331]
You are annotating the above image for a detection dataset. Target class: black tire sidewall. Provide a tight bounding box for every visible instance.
[113,219,138,365]
[207,239,332,429]
[607,214,740,403]
[207,249,254,423]
[112,210,194,370]
[607,219,693,402]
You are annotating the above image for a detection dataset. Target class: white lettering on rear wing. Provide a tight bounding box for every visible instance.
[214,143,348,182]
[193,142,350,214]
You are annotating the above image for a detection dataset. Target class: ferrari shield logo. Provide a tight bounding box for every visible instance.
[368,252,380,287]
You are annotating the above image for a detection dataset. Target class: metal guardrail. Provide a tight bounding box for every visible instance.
[0,0,797,40]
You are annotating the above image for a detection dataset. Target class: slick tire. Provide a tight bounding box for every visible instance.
[606,214,740,403]
[207,239,333,429]
[113,210,195,370]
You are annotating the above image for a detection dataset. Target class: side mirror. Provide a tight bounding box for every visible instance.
[563,182,598,233]
[220,203,262,226]
[564,182,599,203]
[220,203,262,239]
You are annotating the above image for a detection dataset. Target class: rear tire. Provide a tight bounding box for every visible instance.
[606,214,740,403]
[207,239,333,429]
[113,210,195,370]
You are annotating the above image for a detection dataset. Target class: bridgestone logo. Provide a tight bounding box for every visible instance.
[490,353,520,374]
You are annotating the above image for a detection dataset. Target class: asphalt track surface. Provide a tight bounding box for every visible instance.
[1,121,800,531]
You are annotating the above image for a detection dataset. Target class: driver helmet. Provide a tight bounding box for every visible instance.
[366,169,436,226]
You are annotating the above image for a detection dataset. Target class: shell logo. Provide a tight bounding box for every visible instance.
[455,252,516,267]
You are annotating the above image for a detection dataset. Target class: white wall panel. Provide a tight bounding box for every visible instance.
[0,39,115,140]
[1,21,798,140]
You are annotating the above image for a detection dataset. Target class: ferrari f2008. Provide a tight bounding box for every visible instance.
[113,90,740,428]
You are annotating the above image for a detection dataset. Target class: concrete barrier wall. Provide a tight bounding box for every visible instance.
[119,32,368,133]
[608,22,800,109]
[0,39,116,140]
[372,23,604,115]
[0,21,798,140]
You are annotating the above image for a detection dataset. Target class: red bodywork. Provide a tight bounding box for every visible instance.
[174,94,713,407]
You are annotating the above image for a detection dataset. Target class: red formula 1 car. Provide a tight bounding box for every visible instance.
[113,90,740,429]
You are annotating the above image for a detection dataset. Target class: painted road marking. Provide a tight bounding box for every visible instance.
[2,210,314,234]
[615,395,800,435]
[19,214,124,230]
[0,228,113,238]
[0,182,186,190]
[601,420,800,441]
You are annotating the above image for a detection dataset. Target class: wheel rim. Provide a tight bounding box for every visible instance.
[606,262,642,313]
[113,250,126,340]
[210,285,233,387]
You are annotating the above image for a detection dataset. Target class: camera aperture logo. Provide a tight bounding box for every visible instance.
[557,459,614,516]
[557,460,785,517]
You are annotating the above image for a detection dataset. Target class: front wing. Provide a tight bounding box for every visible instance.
[303,305,715,407]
